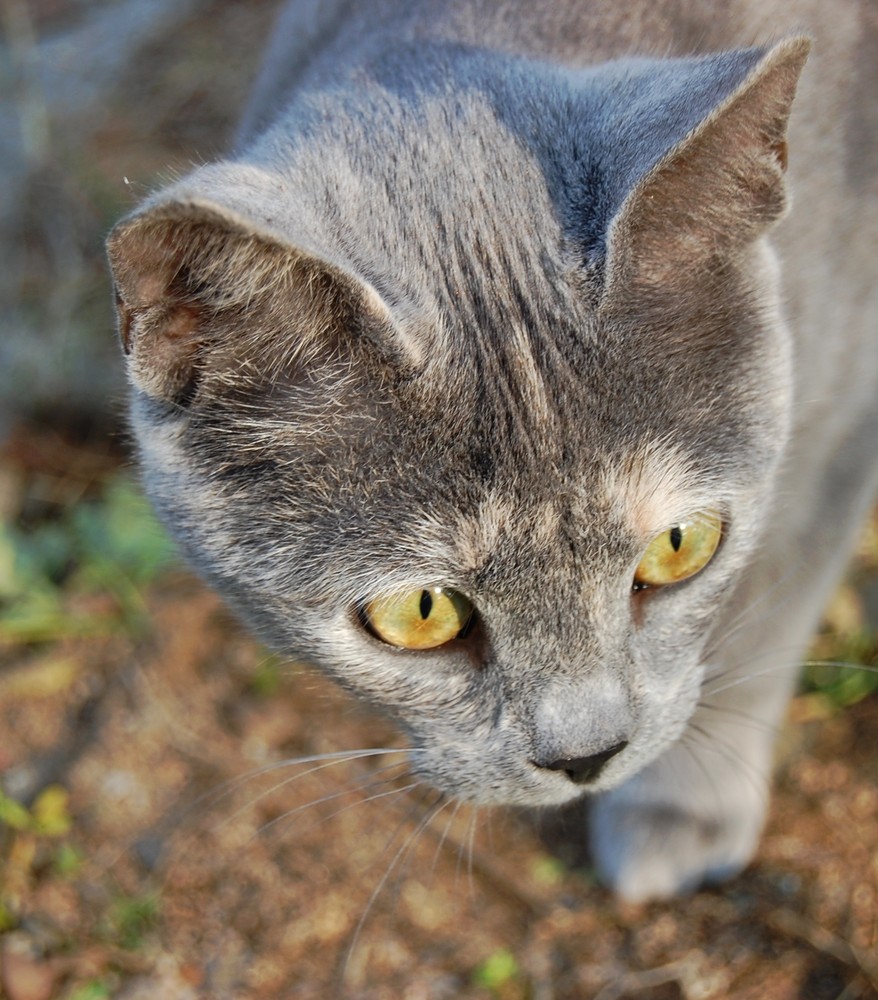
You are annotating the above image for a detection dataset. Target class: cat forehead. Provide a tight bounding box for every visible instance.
[440,442,716,575]
[599,443,720,538]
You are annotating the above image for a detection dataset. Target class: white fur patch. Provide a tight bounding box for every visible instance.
[602,442,722,541]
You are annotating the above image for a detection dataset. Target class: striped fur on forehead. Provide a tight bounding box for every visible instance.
[448,492,566,574]
[402,446,725,584]
[600,441,725,541]
[286,83,596,385]
[319,492,570,596]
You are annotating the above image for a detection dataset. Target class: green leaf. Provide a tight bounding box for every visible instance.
[0,898,16,932]
[0,791,33,832]
[66,982,112,1000]
[803,640,878,709]
[0,475,178,646]
[72,479,176,586]
[105,893,161,951]
[32,785,72,837]
[472,948,520,991]
[531,855,566,886]
[53,842,84,876]
[250,656,284,697]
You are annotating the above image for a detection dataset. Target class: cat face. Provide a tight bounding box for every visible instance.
[109,42,805,807]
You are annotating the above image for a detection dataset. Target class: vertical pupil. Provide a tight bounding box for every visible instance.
[669,526,683,552]
[419,590,433,619]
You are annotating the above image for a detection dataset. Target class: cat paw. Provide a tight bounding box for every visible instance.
[589,773,767,903]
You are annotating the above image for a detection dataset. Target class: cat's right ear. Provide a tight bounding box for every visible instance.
[107,194,408,407]
[600,37,810,308]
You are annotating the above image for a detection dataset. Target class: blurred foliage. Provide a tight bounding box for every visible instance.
[53,842,85,877]
[0,476,177,645]
[248,655,285,698]
[471,948,521,993]
[530,855,567,887]
[802,548,878,712]
[0,785,71,838]
[802,649,878,711]
[102,893,161,951]
[0,786,78,935]
[66,983,113,1000]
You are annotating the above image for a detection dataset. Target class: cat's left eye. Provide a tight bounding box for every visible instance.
[361,587,475,650]
[633,510,723,590]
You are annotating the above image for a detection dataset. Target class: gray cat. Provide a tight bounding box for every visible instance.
[107,0,878,903]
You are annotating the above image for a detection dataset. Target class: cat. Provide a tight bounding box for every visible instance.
[107,0,878,904]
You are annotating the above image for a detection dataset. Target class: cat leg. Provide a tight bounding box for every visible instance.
[589,659,796,903]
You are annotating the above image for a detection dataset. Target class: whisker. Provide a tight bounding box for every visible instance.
[160,749,415,888]
[703,655,877,701]
[430,798,464,877]
[802,660,878,673]
[676,733,731,828]
[685,723,771,803]
[695,701,784,737]
[176,747,411,825]
[465,805,480,901]
[220,756,409,837]
[700,638,820,711]
[704,639,806,682]
[338,792,449,994]
[702,560,807,661]
[253,766,416,842]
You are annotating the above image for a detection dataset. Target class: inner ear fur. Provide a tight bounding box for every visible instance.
[602,37,810,307]
[107,206,397,406]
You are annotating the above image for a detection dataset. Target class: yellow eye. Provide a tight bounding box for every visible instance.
[362,588,474,649]
[634,511,723,589]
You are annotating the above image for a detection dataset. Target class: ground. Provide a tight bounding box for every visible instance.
[1,3,877,998]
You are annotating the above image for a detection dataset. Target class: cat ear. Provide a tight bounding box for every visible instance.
[107,186,407,406]
[600,37,810,307]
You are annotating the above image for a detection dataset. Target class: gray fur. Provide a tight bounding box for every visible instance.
[107,0,877,902]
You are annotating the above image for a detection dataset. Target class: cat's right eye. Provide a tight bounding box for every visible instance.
[633,510,723,590]
[360,587,474,650]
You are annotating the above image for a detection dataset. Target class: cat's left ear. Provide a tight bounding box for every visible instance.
[107,168,419,406]
[601,37,810,307]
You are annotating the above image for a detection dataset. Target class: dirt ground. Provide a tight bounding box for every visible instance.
[1,2,877,998]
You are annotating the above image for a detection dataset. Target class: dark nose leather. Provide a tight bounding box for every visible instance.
[539,741,628,785]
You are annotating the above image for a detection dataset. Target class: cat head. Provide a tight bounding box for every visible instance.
[108,39,807,806]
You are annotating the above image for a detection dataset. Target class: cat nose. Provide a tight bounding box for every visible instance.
[536,741,629,785]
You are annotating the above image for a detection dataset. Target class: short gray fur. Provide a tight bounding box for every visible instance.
[107,0,877,902]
